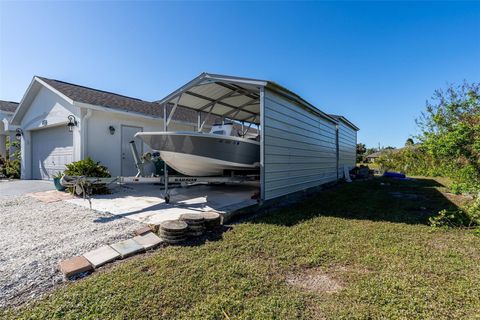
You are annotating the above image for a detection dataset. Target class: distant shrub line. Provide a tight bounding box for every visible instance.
[377,82,480,228]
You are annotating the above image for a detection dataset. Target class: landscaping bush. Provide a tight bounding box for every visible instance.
[430,197,480,229]
[63,157,111,178]
[377,82,480,228]
[0,138,21,179]
[62,158,111,195]
[1,159,21,179]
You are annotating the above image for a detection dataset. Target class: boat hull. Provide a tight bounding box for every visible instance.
[135,132,260,176]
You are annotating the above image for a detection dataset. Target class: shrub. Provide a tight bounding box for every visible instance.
[378,82,480,229]
[430,197,480,229]
[0,138,22,179]
[0,156,21,179]
[64,157,111,178]
[62,158,111,195]
[4,159,21,179]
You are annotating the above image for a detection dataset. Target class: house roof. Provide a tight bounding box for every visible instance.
[366,149,399,159]
[0,100,19,113]
[12,76,225,127]
[366,151,385,159]
[37,77,167,118]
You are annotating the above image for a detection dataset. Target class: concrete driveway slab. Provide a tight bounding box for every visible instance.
[66,183,259,225]
[0,180,54,198]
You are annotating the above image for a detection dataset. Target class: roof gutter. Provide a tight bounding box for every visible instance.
[73,101,201,128]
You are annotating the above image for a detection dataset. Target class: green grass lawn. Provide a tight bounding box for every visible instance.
[3,177,480,319]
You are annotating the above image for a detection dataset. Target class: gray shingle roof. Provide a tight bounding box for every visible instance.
[35,76,257,134]
[0,100,19,113]
[37,77,222,125]
[38,77,166,118]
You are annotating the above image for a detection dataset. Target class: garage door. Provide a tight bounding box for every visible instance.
[31,126,74,180]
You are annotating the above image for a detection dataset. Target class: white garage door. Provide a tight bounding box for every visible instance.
[31,126,74,180]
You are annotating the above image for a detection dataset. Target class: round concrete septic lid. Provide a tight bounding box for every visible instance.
[160,220,188,231]
[202,211,221,221]
[179,213,205,222]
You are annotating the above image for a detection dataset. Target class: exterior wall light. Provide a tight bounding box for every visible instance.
[109,125,116,135]
[67,115,77,132]
[15,128,23,140]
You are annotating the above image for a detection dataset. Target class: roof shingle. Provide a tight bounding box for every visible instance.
[35,76,256,134]
[0,100,19,113]
[38,77,165,118]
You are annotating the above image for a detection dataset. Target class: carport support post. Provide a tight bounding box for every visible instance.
[259,87,265,202]
[163,103,169,202]
[197,112,201,132]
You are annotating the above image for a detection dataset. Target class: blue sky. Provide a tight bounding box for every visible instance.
[1,1,479,148]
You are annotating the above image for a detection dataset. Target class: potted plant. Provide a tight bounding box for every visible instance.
[52,171,66,191]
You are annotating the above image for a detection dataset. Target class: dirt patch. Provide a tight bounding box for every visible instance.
[286,268,343,294]
[443,192,473,207]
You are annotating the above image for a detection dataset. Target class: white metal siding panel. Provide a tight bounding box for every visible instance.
[338,122,357,177]
[264,89,337,200]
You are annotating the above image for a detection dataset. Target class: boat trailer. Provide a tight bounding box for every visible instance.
[127,139,259,203]
[61,140,259,204]
[61,174,259,204]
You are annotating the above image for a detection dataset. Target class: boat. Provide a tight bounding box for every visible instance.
[135,123,260,176]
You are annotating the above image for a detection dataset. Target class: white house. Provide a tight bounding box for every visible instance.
[0,100,19,158]
[10,77,206,179]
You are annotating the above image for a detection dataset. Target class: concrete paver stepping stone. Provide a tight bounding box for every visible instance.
[28,190,74,203]
[134,226,152,236]
[83,245,121,268]
[110,238,144,258]
[59,256,93,278]
[133,232,163,250]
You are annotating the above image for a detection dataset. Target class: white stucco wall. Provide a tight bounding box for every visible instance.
[0,111,11,157]
[19,87,80,179]
[17,83,203,179]
[85,109,197,177]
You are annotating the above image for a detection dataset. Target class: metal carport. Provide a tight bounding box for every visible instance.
[156,73,358,203]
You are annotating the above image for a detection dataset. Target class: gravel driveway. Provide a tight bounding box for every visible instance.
[0,196,144,308]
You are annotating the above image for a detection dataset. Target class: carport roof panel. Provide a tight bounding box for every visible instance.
[157,73,340,125]
[167,82,261,123]
[158,73,263,124]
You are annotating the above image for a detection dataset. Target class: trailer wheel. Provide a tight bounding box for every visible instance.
[164,194,170,204]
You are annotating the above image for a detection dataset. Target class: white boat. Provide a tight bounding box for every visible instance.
[135,124,260,176]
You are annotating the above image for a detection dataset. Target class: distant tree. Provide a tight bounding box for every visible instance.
[356,143,367,163]
[405,138,415,146]
[384,146,395,150]
[365,148,378,156]
[416,81,480,186]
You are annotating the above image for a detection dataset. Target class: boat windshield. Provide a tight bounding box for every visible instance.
[209,124,234,136]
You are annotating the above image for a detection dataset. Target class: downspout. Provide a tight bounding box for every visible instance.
[80,109,93,159]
